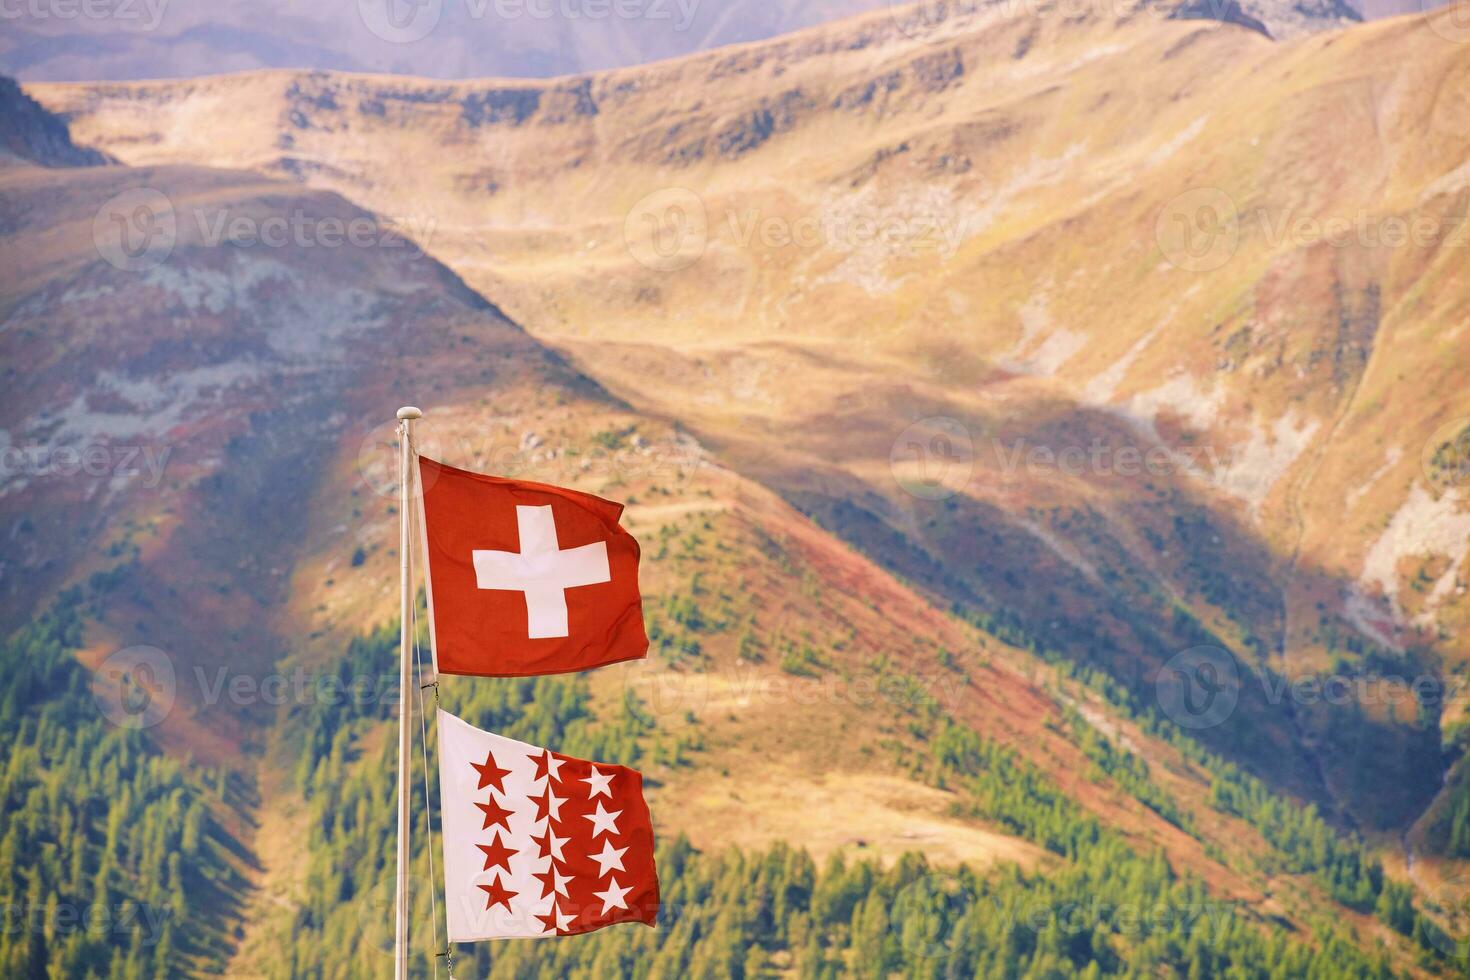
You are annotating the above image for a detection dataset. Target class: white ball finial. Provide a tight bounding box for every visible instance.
[396,406,423,421]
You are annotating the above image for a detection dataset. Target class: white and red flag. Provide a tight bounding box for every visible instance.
[416,456,649,677]
[437,709,659,942]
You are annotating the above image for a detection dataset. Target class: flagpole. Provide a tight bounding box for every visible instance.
[395,405,422,980]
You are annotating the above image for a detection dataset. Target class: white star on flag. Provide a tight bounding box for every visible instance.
[583,765,615,799]
[539,826,568,862]
[593,878,632,914]
[591,840,628,877]
[538,787,565,822]
[436,708,658,941]
[585,801,622,838]
[544,864,573,898]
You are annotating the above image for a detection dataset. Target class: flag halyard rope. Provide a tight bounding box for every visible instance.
[409,507,451,978]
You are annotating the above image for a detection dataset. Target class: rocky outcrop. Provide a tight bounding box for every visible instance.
[0,76,109,168]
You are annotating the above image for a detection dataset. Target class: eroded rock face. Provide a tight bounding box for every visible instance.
[0,75,109,168]
[0,155,563,634]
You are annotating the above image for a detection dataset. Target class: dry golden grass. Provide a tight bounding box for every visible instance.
[14,0,1470,964]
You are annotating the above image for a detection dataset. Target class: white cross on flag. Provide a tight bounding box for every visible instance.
[416,456,649,677]
[437,709,659,941]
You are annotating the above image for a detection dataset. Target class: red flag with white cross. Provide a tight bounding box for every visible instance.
[436,709,659,941]
[415,456,649,677]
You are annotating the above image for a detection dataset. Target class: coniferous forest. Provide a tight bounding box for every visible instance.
[4,594,1456,978]
[0,590,240,978]
[7,0,1470,975]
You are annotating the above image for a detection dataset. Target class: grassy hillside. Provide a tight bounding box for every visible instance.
[33,0,1470,842]
[5,0,1470,972]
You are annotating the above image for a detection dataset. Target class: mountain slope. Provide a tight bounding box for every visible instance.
[0,91,645,973]
[33,0,1470,840]
[2,79,1455,974]
[0,74,107,166]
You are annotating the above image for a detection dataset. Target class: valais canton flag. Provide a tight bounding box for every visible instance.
[437,709,659,941]
[416,456,649,677]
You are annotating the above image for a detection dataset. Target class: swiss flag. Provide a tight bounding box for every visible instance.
[416,456,649,677]
[437,709,659,941]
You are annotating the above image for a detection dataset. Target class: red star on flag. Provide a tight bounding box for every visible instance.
[532,862,572,900]
[471,750,512,793]
[437,710,659,942]
[532,748,565,783]
[531,826,568,862]
[476,832,517,875]
[530,785,565,823]
[477,875,518,914]
[474,795,514,834]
